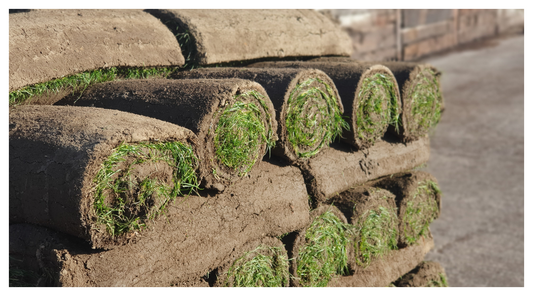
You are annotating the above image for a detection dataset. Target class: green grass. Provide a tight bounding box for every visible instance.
[353,204,399,267]
[9,66,177,106]
[409,68,443,135]
[403,180,441,245]
[285,78,349,158]
[93,141,199,237]
[296,210,350,287]
[213,90,275,177]
[223,245,290,287]
[355,73,400,144]
[428,273,449,287]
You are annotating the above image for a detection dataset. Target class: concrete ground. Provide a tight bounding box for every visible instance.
[419,34,524,287]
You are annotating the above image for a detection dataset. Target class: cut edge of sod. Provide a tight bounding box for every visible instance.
[355,70,401,146]
[213,90,275,178]
[92,140,199,237]
[353,202,399,268]
[296,209,350,287]
[223,245,290,287]
[408,67,443,136]
[9,66,178,107]
[285,77,349,158]
[402,179,441,245]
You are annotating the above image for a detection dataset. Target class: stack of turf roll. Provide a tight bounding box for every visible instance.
[57,78,277,191]
[9,8,449,288]
[247,60,432,204]
[175,67,347,163]
[311,57,445,142]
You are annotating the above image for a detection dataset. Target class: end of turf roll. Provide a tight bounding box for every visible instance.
[291,205,352,287]
[329,186,399,269]
[373,171,441,248]
[351,65,402,149]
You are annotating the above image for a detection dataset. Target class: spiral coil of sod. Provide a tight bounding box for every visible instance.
[291,206,351,287]
[93,141,199,237]
[353,68,401,147]
[248,61,402,150]
[373,171,442,247]
[56,78,277,191]
[221,244,290,287]
[285,77,348,158]
[176,67,346,162]
[213,90,275,177]
[329,186,399,268]
[9,105,200,249]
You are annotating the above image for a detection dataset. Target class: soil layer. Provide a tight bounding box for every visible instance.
[9,9,184,92]
[248,61,402,149]
[9,105,198,249]
[176,67,344,162]
[327,233,434,287]
[393,261,448,287]
[9,160,309,287]
[300,136,430,204]
[56,78,277,191]
[372,171,442,248]
[146,9,352,65]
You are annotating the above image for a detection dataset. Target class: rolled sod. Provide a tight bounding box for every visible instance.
[392,261,448,287]
[9,9,184,92]
[57,78,277,191]
[214,237,290,287]
[327,234,434,287]
[312,57,444,142]
[289,205,352,287]
[372,171,442,248]
[300,137,430,205]
[248,61,402,150]
[9,105,200,249]
[328,187,399,269]
[146,9,352,66]
[9,160,310,287]
[176,67,346,162]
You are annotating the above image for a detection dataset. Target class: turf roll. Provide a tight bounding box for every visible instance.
[327,233,434,287]
[9,105,200,249]
[56,78,277,191]
[328,187,399,269]
[9,160,309,287]
[301,137,430,205]
[312,57,444,142]
[145,9,352,66]
[214,237,290,287]
[392,261,448,287]
[248,61,402,150]
[373,171,442,248]
[290,205,352,287]
[9,9,184,92]
[176,67,346,162]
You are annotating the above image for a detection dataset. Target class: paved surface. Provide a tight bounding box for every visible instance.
[420,34,524,287]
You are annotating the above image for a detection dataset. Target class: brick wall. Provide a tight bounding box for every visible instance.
[323,9,524,61]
